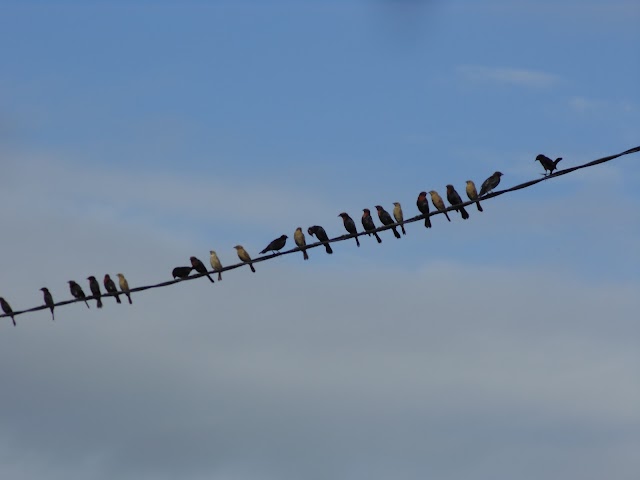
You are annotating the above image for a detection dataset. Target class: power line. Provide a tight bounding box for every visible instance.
[2,145,639,323]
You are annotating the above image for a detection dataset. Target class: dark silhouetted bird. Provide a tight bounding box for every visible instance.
[465,180,483,212]
[362,208,382,243]
[416,192,432,228]
[393,202,406,235]
[479,171,503,196]
[234,245,256,272]
[446,185,470,220]
[260,235,288,255]
[116,274,132,304]
[535,154,562,175]
[172,266,193,279]
[68,281,90,308]
[103,274,121,303]
[40,287,55,320]
[209,250,223,280]
[428,191,451,222]
[307,226,333,254]
[87,276,103,308]
[0,297,16,326]
[375,205,401,238]
[190,256,214,283]
[294,227,309,260]
[338,213,360,247]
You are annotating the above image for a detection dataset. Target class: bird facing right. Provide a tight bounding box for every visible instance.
[479,171,503,197]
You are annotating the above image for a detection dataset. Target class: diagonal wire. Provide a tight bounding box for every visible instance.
[2,145,639,322]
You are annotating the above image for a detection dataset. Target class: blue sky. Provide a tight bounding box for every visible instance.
[1,1,639,479]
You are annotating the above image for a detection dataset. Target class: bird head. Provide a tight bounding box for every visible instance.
[233,245,242,250]
[40,287,48,292]
[446,185,454,192]
[393,202,400,207]
[362,208,370,215]
[374,205,383,211]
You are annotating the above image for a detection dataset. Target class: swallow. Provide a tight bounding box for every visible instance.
[68,280,90,308]
[446,185,470,220]
[428,191,451,222]
[338,213,360,247]
[260,235,288,255]
[392,202,406,235]
[40,287,55,320]
[294,227,309,260]
[535,154,562,175]
[190,256,215,283]
[416,192,432,228]
[209,250,223,280]
[172,266,193,279]
[0,297,16,326]
[362,208,382,243]
[375,205,401,238]
[479,171,503,197]
[87,276,103,308]
[465,180,483,212]
[116,273,132,304]
[307,226,333,254]
[103,274,121,303]
[234,245,256,272]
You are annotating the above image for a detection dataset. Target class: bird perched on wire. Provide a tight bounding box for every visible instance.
[209,250,224,280]
[40,287,55,320]
[307,226,333,254]
[103,274,121,304]
[172,266,193,279]
[416,192,432,228]
[260,235,288,255]
[68,280,90,308]
[190,256,215,283]
[392,202,406,235]
[446,185,470,220]
[465,180,483,212]
[535,154,562,175]
[375,205,401,238]
[362,208,382,243]
[293,227,309,260]
[87,276,103,308]
[338,213,360,247]
[234,245,256,272]
[116,273,132,304]
[479,171,503,197]
[0,297,16,326]
[428,191,451,222]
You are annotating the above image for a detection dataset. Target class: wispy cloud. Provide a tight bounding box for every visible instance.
[458,65,560,88]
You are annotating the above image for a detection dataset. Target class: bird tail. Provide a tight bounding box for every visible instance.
[355,237,360,247]
[115,295,122,304]
[85,300,90,309]
[12,316,16,327]
[97,298,103,308]
[392,227,401,239]
[126,294,132,304]
[51,310,55,321]
[218,272,222,281]
[303,250,309,260]
[476,201,483,212]
[444,212,451,222]
[424,217,431,228]
[461,206,470,220]
[374,232,382,243]
[206,274,215,283]
[325,243,333,254]
[554,157,563,167]
[401,225,406,235]
[250,264,256,273]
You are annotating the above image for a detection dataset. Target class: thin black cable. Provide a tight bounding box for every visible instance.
[2,145,639,321]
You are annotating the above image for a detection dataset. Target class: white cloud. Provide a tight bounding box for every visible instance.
[458,65,560,88]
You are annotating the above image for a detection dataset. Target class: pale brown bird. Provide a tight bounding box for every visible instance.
[68,280,90,308]
[428,191,451,222]
[234,245,256,272]
[103,274,121,303]
[87,276,103,308]
[465,180,483,212]
[446,185,470,220]
[416,191,432,228]
[40,287,55,320]
[190,256,215,283]
[0,297,16,326]
[294,227,309,260]
[209,250,223,280]
[392,202,406,235]
[116,273,132,304]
